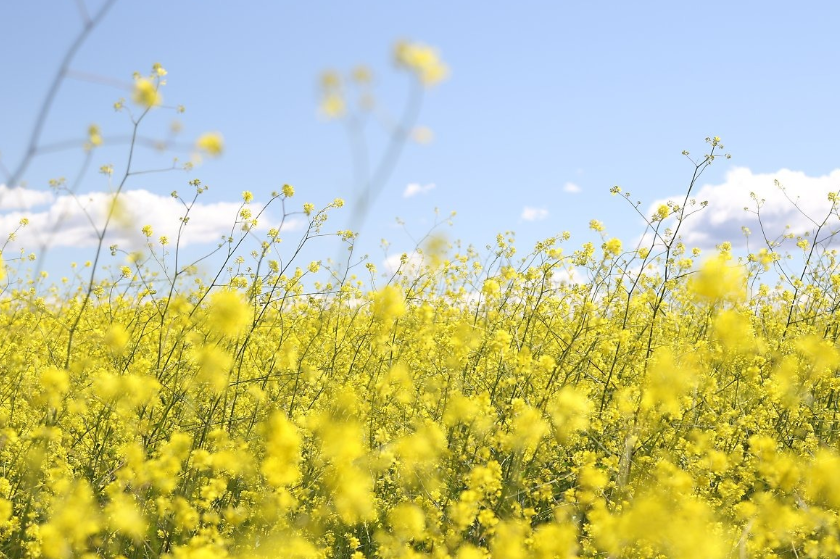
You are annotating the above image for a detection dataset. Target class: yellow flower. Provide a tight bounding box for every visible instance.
[103,324,129,354]
[196,132,224,157]
[261,411,302,487]
[207,289,249,338]
[482,278,501,298]
[132,77,161,108]
[320,69,341,91]
[689,255,746,303]
[351,65,373,84]
[394,40,449,86]
[320,92,345,118]
[372,285,406,321]
[603,237,622,256]
[87,124,102,147]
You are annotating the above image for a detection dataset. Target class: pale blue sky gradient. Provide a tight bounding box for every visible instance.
[2,1,839,283]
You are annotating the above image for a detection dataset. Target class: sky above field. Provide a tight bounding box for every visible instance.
[1,1,839,285]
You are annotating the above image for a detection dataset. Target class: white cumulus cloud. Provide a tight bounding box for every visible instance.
[521,206,549,222]
[0,185,56,209]
[646,167,840,251]
[403,182,436,198]
[0,187,302,252]
[563,182,582,193]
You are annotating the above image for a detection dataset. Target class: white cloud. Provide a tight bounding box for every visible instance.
[563,182,582,193]
[382,251,424,276]
[403,182,436,198]
[0,188,302,251]
[551,265,583,286]
[521,206,549,221]
[646,167,840,251]
[0,184,56,209]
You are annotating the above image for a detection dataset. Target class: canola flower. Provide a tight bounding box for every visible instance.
[196,132,224,157]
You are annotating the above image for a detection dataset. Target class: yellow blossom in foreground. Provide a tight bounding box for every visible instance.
[196,132,224,157]
[603,237,622,256]
[207,289,250,337]
[132,77,161,107]
[689,255,746,303]
[261,411,302,487]
[372,285,406,321]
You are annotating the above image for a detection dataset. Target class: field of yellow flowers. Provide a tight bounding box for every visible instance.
[2,162,840,559]
[4,17,840,556]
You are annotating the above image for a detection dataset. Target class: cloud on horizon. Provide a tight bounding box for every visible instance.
[0,186,302,252]
[645,167,840,251]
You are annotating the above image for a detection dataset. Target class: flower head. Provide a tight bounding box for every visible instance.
[196,132,224,157]
[132,78,161,108]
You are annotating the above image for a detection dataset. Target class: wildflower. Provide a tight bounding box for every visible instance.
[87,124,102,147]
[689,255,746,303]
[548,386,592,442]
[351,65,373,84]
[387,503,426,541]
[196,132,224,157]
[372,285,406,321]
[603,237,622,256]
[394,40,449,86]
[132,77,161,107]
[261,411,302,487]
[207,289,249,337]
[482,278,501,298]
[103,323,129,354]
[320,69,341,90]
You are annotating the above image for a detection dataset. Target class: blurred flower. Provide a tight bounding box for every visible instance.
[394,40,449,86]
[196,132,224,157]
[132,77,161,108]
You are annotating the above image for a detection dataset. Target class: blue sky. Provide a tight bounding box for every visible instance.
[1,1,839,286]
